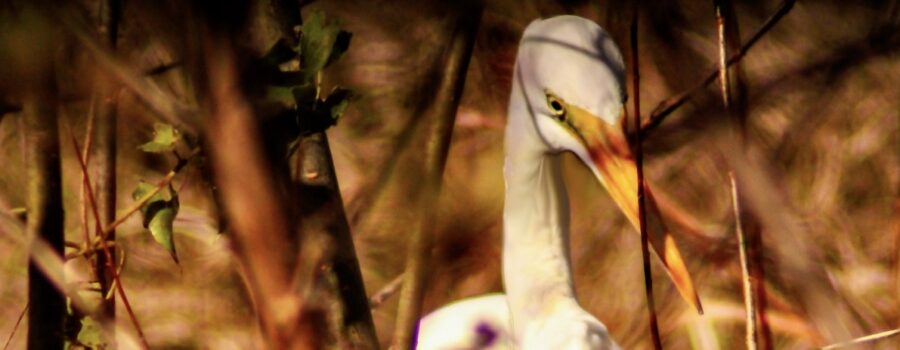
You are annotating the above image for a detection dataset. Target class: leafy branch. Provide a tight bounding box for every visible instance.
[67,127,150,350]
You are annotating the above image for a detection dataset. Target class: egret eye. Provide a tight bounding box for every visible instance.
[546,94,567,122]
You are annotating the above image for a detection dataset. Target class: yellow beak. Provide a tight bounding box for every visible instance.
[565,103,704,314]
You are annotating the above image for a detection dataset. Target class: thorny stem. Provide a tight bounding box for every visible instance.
[630,4,664,349]
[68,130,150,350]
[641,0,795,133]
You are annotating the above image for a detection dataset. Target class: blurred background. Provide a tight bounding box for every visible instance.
[0,0,898,349]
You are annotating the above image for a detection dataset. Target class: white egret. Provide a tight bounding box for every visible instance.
[416,15,701,349]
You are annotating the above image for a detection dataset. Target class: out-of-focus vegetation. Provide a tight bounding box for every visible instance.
[0,0,898,349]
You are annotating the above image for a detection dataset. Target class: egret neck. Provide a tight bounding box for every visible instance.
[503,66,584,339]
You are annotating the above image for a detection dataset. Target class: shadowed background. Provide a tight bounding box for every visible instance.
[0,0,898,348]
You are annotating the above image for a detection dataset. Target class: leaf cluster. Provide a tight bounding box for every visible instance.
[259,11,355,139]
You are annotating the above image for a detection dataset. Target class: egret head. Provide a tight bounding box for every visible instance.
[509,16,702,313]
[514,16,637,212]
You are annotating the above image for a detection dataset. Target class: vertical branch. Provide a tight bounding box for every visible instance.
[715,1,770,348]
[715,4,731,110]
[267,1,380,346]
[79,101,95,256]
[69,128,150,350]
[729,173,757,350]
[295,134,380,348]
[630,3,664,349]
[23,13,65,349]
[95,0,122,332]
[392,2,483,348]
[201,36,316,350]
[641,0,795,134]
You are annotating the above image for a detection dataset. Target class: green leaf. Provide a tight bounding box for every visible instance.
[131,181,180,264]
[299,11,342,82]
[325,30,352,67]
[265,86,298,108]
[295,86,354,136]
[323,87,353,120]
[138,122,181,153]
[291,84,318,106]
[261,39,299,67]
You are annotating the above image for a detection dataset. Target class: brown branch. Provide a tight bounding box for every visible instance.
[641,0,795,134]
[630,3,663,349]
[21,11,66,347]
[267,0,380,346]
[94,0,122,332]
[79,98,96,253]
[105,171,177,234]
[58,5,196,134]
[101,147,197,238]
[0,207,142,347]
[715,2,772,348]
[392,3,483,348]
[202,34,316,350]
[68,128,150,350]
[64,242,116,261]
[294,133,380,348]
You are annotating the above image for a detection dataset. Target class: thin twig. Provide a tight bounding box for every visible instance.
[64,242,117,261]
[106,249,126,300]
[102,148,195,235]
[2,303,28,350]
[717,2,763,348]
[369,273,404,309]
[630,4,663,349]
[144,60,182,77]
[730,173,758,350]
[642,0,796,133]
[104,170,176,235]
[67,128,150,350]
[80,98,97,251]
[820,328,900,349]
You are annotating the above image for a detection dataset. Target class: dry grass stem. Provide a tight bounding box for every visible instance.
[730,173,758,350]
[642,0,796,133]
[820,328,900,350]
[630,3,664,349]
[1,303,27,350]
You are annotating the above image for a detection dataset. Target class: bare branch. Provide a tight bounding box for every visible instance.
[68,126,150,350]
[630,3,663,349]
[392,3,483,348]
[642,0,796,133]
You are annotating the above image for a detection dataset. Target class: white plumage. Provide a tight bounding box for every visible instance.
[417,15,699,349]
